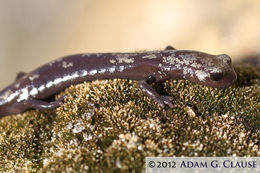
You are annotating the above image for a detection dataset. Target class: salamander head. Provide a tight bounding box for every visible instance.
[163,51,237,88]
[185,53,237,88]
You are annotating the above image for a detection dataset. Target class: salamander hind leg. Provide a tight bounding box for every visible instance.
[23,96,66,110]
[138,80,173,108]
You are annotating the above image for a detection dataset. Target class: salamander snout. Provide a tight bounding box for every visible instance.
[217,54,232,66]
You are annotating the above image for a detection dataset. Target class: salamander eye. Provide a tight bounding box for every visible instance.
[210,72,224,81]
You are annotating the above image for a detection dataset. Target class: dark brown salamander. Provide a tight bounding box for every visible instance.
[0,46,237,118]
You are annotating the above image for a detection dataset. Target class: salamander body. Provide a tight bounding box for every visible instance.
[0,46,237,118]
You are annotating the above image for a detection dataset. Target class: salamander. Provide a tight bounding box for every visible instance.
[0,46,237,118]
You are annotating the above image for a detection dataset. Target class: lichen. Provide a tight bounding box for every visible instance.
[0,66,259,172]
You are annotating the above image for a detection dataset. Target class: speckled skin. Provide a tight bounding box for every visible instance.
[0,46,237,118]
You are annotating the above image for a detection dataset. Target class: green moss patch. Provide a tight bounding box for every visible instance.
[0,66,259,172]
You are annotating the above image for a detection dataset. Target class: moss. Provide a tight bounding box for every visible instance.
[0,66,259,172]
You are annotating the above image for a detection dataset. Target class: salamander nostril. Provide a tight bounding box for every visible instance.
[210,72,224,81]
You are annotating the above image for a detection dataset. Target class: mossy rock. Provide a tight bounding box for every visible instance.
[0,66,259,172]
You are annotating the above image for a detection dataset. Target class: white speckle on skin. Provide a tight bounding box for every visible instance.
[81,70,88,76]
[158,63,162,67]
[62,61,73,68]
[62,75,72,82]
[158,71,167,78]
[179,54,197,65]
[108,67,116,73]
[45,72,79,88]
[182,66,194,77]
[17,88,29,102]
[109,59,116,64]
[14,82,20,88]
[163,56,184,66]
[38,85,46,92]
[112,54,135,64]
[182,67,188,76]
[209,67,222,73]
[49,58,62,66]
[190,62,202,68]
[29,74,40,81]
[162,54,202,72]
[200,57,215,67]
[188,68,194,77]
[116,57,134,63]
[46,81,53,88]
[98,68,106,74]
[162,66,171,71]
[142,54,157,59]
[195,70,209,81]
[53,77,63,85]
[118,66,125,72]
[0,90,19,104]
[29,88,38,96]
[71,72,80,79]
[175,64,181,69]
[216,54,230,63]
[89,69,97,75]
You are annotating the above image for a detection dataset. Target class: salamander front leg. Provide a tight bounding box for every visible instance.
[138,80,173,108]
[23,96,66,110]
